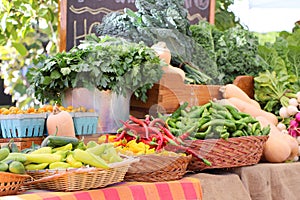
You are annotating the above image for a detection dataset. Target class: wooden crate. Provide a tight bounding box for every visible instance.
[130,67,254,118]
[130,67,223,118]
[0,137,44,150]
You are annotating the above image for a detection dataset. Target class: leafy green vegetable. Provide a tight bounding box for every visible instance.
[95,0,217,84]
[190,21,269,84]
[26,35,164,103]
[254,70,294,115]
[254,27,300,114]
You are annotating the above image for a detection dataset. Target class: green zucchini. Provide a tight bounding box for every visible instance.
[41,135,79,148]
[0,148,10,161]
[0,162,9,172]
[2,153,27,163]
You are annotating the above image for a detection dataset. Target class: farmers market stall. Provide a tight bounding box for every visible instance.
[1,0,300,199]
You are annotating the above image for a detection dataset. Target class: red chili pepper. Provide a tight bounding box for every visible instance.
[120,120,156,139]
[141,138,158,146]
[163,135,179,146]
[105,134,109,143]
[179,132,191,141]
[149,118,166,127]
[166,144,212,166]
[158,124,176,140]
[148,127,164,151]
[144,115,151,125]
[114,130,126,142]
[129,115,149,139]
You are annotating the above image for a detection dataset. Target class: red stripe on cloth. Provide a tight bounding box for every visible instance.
[155,182,173,200]
[73,191,92,200]
[129,184,147,200]
[181,182,198,199]
[101,188,121,200]
[43,197,62,200]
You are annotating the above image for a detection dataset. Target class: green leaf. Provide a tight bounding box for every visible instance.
[42,76,52,85]
[61,68,71,76]
[50,70,61,79]
[12,42,28,56]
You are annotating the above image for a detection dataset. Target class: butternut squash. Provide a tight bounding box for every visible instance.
[282,134,299,161]
[263,134,291,163]
[46,105,76,137]
[228,97,278,125]
[220,84,261,109]
[256,116,298,162]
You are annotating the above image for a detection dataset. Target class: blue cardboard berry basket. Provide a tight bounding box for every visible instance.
[0,113,46,138]
[73,112,98,135]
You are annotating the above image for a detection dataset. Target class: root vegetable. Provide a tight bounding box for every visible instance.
[289,98,299,107]
[297,91,300,103]
[277,122,286,131]
[279,107,289,119]
[287,105,298,116]
[295,112,300,122]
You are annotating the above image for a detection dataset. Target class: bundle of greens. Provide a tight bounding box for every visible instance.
[27,35,164,103]
[254,28,300,115]
[190,21,269,84]
[96,0,218,85]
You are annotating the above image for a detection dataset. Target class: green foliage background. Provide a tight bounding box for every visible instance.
[0,0,58,108]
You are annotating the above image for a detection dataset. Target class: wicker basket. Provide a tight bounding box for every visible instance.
[24,158,137,192]
[0,172,31,196]
[124,154,192,182]
[186,136,268,171]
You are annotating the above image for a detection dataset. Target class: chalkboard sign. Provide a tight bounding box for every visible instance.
[59,0,215,51]
[0,78,13,106]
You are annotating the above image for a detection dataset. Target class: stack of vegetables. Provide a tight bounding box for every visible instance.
[277,92,300,137]
[219,84,299,163]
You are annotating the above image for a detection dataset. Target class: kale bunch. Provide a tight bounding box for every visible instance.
[190,21,268,84]
[96,0,219,84]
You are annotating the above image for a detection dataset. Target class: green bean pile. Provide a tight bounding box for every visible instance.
[165,101,270,140]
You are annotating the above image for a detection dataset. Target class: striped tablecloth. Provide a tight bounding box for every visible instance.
[1,177,202,200]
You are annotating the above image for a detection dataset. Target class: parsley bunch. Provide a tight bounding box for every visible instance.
[27,35,164,104]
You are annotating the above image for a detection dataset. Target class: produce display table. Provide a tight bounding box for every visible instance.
[0,177,202,200]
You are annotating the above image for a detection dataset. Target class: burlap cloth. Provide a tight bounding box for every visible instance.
[230,162,300,200]
[188,162,300,200]
[188,172,252,200]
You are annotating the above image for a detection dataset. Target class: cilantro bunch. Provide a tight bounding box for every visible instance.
[27,35,164,104]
